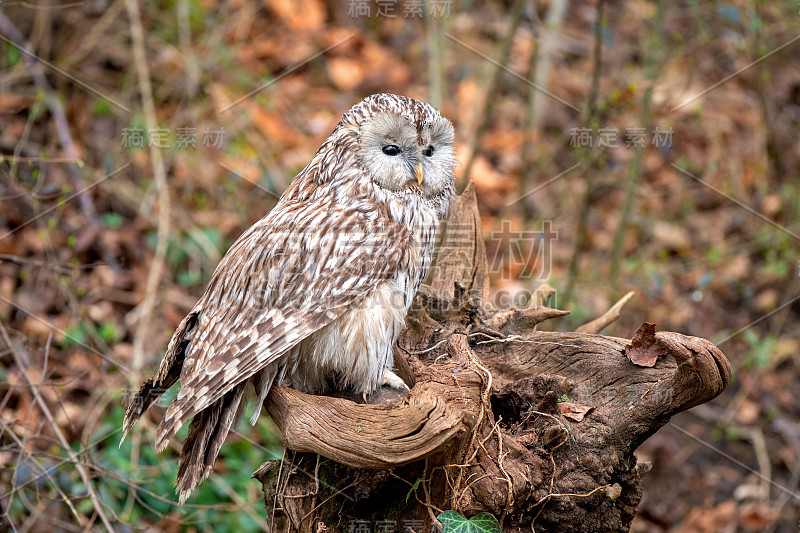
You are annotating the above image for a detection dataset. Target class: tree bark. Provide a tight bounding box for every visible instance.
[253,183,731,533]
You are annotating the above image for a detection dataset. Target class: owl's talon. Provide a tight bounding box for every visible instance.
[382,369,410,393]
[362,391,369,404]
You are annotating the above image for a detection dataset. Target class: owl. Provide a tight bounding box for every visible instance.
[121,93,456,503]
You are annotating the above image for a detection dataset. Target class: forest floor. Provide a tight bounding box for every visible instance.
[1,0,799,531]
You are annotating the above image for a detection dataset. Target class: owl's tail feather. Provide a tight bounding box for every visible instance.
[121,373,179,444]
[248,367,279,425]
[120,312,199,445]
[176,382,247,504]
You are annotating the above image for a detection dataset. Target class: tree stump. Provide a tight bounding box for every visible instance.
[253,184,731,533]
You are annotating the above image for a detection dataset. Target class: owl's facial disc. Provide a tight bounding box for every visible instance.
[358,111,455,209]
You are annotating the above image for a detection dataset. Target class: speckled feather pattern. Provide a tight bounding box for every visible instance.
[121,94,455,503]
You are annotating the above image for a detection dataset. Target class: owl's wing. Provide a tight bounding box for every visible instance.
[154,199,409,450]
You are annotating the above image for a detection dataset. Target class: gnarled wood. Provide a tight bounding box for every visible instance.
[266,384,476,469]
[256,183,731,533]
[428,181,490,305]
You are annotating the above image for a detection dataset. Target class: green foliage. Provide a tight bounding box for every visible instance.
[92,98,114,117]
[5,43,21,68]
[146,227,225,287]
[87,402,282,531]
[406,477,421,503]
[61,323,88,348]
[60,318,121,349]
[101,212,124,228]
[438,511,502,533]
[97,322,120,343]
[741,330,778,370]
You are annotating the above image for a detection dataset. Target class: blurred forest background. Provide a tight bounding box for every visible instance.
[1,0,799,531]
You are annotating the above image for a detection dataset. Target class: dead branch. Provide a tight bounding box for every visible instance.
[575,291,635,334]
[124,0,172,374]
[255,184,731,533]
[0,322,116,533]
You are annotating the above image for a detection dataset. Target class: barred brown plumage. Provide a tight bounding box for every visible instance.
[121,93,456,503]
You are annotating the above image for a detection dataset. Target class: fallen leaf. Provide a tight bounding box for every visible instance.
[734,399,760,425]
[626,322,664,367]
[263,0,325,32]
[559,402,594,422]
[0,93,36,112]
[327,57,365,91]
[739,502,777,531]
[678,500,737,533]
[249,105,299,147]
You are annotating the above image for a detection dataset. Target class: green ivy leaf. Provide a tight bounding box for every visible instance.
[466,513,503,533]
[437,511,502,533]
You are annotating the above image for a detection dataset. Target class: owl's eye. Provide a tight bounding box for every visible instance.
[382,145,401,156]
[423,146,434,157]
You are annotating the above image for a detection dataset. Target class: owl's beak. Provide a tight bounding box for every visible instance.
[416,163,424,185]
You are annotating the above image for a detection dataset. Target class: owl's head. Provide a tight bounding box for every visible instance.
[341,94,456,218]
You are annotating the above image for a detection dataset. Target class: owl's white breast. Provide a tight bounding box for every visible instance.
[282,187,441,395]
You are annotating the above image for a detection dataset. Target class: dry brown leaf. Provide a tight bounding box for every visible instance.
[220,154,260,185]
[480,128,525,153]
[361,41,411,87]
[249,106,299,147]
[626,322,664,367]
[734,399,760,425]
[677,500,737,533]
[455,79,483,134]
[559,402,594,422]
[327,57,365,92]
[263,0,325,32]
[0,93,36,112]
[739,502,777,532]
[455,148,516,210]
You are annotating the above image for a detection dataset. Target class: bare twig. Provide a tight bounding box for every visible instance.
[421,458,443,527]
[534,484,610,507]
[460,0,526,186]
[0,13,121,270]
[60,0,126,70]
[0,155,80,164]
[124,0,172,374]
[528,0,568,133]
[609,0,667,294]
[177,0,201,97]
[0,254,102,274]
[407,337,451,355]
[0,421,85,527]
[299,477,362,525]
[425,0,444,109]
[563,0,604,305]
[575,291,635,334]
[271,448,287,533]
[0,321,116,532]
